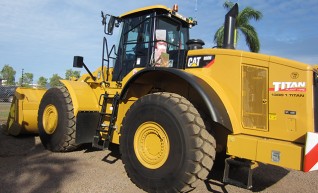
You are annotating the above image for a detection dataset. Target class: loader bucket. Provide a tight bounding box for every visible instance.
[6,87,47,136]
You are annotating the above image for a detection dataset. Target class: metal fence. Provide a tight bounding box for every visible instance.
[0,102,10,123]
[0,86,16,124]
[0,85,17,103]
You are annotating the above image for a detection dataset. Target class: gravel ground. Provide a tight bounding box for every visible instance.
[1,123,318,193]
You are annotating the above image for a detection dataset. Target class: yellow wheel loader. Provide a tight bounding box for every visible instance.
[6,4,318,192]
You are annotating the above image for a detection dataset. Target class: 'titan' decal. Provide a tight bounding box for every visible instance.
[269,82,306,92]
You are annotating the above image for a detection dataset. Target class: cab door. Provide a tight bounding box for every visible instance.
[112,14,153,81]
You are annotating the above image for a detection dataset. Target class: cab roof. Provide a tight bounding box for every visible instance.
[119,5,196,26]
[119,5,170,18]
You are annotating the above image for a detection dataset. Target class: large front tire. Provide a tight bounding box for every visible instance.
[38,87,79,152]
[120,92,216,192]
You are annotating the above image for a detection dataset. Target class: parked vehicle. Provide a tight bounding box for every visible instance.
[0,86,17,103]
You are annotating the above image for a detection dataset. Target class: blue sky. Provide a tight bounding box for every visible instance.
[0,0,317,82]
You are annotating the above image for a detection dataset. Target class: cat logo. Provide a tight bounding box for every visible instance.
[187,56,201,67]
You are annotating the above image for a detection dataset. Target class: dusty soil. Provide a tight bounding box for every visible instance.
[1,123,318,193]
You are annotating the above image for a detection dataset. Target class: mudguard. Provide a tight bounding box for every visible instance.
[60,80,100,115]
[120,68,233,131]
[60,80,101,144]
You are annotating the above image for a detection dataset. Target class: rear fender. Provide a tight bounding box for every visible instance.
[120,68,233,131]
[59,80,101,144]
[60,80,100,116]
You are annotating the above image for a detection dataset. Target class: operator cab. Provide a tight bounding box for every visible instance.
[111,5,197,81]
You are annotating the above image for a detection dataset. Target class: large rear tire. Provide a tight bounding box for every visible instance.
[38,87,79,152]
[120,92,216,193]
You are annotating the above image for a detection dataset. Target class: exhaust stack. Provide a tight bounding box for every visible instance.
[222,3,238,49]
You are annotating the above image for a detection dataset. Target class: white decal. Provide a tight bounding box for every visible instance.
[203,56,212,60]
[187,57,201,67]
[271,82,306,92]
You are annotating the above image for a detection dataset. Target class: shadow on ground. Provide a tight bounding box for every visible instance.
[78,142,121,164]
[0,125,78,193]
[204,155,290,192]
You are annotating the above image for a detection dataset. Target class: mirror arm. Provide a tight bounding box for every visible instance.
[73,56,96,81]
[83,63,96,81]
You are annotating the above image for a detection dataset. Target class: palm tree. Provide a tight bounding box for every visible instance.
[214,1,263,52]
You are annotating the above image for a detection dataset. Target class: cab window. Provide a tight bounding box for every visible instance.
[112,14,152,81]
[157,17,189,51]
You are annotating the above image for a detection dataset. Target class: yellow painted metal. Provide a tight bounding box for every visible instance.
[256,138,303,170]
[60,80,100,116]
[119,5,196,25]
[42,104,58,134]
[120,5,170,18]
[227,134,303,170]
[6,96,19,136]
[227,134,258,160]
[241,65,268,131]
[186,48,315,143]
[134,122,170,169]
[183,55,242,133]
[183,48,314,172]
[6,87,46,135]
[60,68,124,144]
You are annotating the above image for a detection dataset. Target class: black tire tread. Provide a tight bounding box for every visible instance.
[121,92,216,193]
[56,86,78,152]
[38,86,78,152]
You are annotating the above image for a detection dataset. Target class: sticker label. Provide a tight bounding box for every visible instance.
[272,151,280,162]
[271,93,305,97]
[186,55,215,68]
[269,82,306,92]
[285,110,296,115]
[187,57,201,67]
[269,113,277,120]
[203,56,212,60]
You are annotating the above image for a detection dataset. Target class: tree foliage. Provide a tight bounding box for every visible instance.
[49,74,62,87]
[65,69,80,80]
[37,76,48,88]
[214,1,263,52]
[0,64,16,85]
[19,72,33,87]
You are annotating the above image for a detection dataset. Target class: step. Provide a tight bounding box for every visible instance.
[92,135,110,150]
[223,157,258,189]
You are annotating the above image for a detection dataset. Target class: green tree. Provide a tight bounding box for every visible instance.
[50,74,62,87]
[37,76,48,88]
[65,69,81,80]
[214,1,263,52]
[0,64,16,85]
[19,72,33,87]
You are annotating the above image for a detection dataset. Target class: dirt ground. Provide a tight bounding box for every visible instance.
[1,123,318,193]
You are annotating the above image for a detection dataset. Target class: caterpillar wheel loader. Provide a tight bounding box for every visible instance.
[6,4,318,192]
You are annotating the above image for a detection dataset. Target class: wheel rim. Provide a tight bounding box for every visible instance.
[134,122,170,169]
[42,104,58,134]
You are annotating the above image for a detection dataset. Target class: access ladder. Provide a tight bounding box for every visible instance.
[92,92,120,149]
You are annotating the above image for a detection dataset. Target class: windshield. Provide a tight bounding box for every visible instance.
[157,17,189,50]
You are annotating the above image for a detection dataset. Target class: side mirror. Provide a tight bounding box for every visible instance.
[101,12,120,35]
[107,16,116,34]
[72,56,96,81]
[73,56,84,68]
